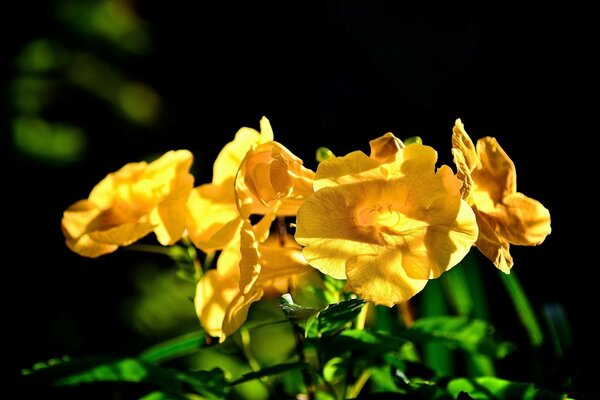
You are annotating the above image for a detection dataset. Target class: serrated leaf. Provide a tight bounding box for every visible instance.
[317,298,366,335]
[280,293,319,321]
[447,377,568,400]
[404,317,515,358]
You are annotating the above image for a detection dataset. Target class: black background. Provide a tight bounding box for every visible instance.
[5,3,595,394]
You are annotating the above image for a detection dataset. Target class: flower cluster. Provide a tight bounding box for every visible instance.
[62,118,551,340]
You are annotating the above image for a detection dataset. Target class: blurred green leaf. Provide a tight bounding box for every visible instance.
[420,279,455,375]
[542,303,572,357]
[447,377,568,400]
[228,362,309,386]
[139,331,205,364]
[328,329,405,356]
[54,358,226,399]
[323,357,347,384]
[139,391,189,400]
[500,271,544,347]
[12,117,85,162]
[441,255,495,376]
[57,0,151,55]
[317,298,366,336]
[404,317,515,359]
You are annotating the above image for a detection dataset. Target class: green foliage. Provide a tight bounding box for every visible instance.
[447,377,568,400]
[405,317,515,359]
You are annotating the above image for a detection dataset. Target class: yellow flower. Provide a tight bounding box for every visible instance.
[61,150,194,257]
[194,222,310,342]
[235,141,315,219]
[295,135,478,306]
[186,117,274,252]
[451,119,551,272]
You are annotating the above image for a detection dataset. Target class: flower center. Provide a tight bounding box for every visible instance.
[356,203,408,235]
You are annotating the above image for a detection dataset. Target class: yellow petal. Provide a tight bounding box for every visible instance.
[451,148,474,200]
[496,193,551,246]
[259,116,274,142]
[221,288,264,342]
[473,137,517,203]
[425,200,479,278]
[474,209,514,273]
[256,238,309,285]
[239,221,261,294]
[195,270,239,339]
[88,222,155,245]
[395,143,438,177]
[61,200,102,240]
[369,132,405,164]
[296,185,386,279]
[452,119,480,173]
[346,252,429,306]
[66,234,118,258]
[151,173,194,245]
[212,118,274,186]
[186,185,242,252]
[313,151,381,191]
[235,141,314,218]
[88,162,147,208]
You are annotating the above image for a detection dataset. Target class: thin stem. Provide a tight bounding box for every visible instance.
[293,327,316,399]
[499,271,544,347]
[124,244,171,255]
[241,328,275,396]
[355,302,369,330]
[398,301,414,328]
[347,369,372,398]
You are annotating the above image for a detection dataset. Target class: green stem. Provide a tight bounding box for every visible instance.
[347,369,372,398]
[124,244,171,255]
[499,271,544,347]
[241,328,275,396]
[355,302,369,330]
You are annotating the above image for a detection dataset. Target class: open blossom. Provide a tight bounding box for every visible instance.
[190,118,316,340]
[185,118,274,252]
[186,117,314,252]
[195,223,310,342]
[61,150,194,257]
[451,119,551,273]
[295,134,478,306]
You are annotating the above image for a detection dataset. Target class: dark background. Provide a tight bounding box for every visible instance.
[5,2,595,394]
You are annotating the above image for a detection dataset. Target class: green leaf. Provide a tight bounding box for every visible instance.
[317,298,366,335]
[447,377,568,400]
[499,271,544,347]
[228,362,309,386]
[279,293,320,321]
[139,391,189,400]
[52,358,226,399]
[404,317,515,358]
[328,329,405,356]
[139,331,205,364]
[323,357,347,384]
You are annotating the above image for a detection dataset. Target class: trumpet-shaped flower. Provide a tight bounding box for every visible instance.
[61,150,194,257]
[194,224,310,342]
[295,135,478,306]
[186,118,274,252]
[451,119,551,272]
